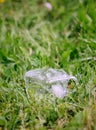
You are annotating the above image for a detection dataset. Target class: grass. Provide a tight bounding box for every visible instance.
[0,0,96,129]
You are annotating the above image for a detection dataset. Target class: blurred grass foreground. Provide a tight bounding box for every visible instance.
[0,0,96,130]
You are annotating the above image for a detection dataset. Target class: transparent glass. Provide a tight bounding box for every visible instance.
[24,68,77,99]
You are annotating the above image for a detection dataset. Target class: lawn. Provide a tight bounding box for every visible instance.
[0,0,96,129]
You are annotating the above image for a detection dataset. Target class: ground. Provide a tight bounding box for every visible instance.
[0,0,96,129]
